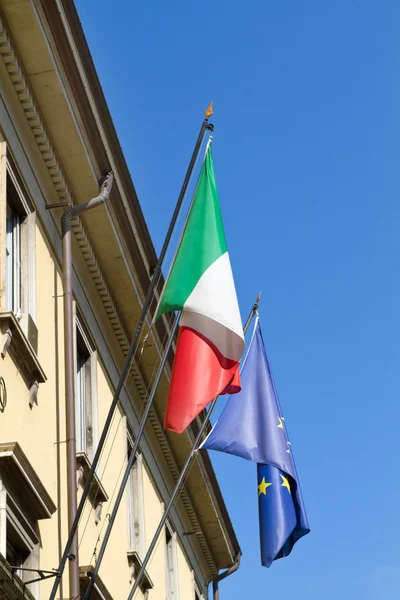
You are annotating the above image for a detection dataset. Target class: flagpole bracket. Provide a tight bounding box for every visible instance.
[206,122,214,132]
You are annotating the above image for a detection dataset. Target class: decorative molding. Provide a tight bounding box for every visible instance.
[0,441,56,520]
[79,565,113,600]
[76,451,108,508]
[127,551,153,592]
[0,312,46,406]
[0,17,69,203]
[0,9,219,576]
[0,326,11,359]
[28,379,39,408]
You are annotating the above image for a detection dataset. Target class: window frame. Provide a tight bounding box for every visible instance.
[126,423,145,558]
[165,523,180,600]
[193,580,204,600]
[5,494,40,592]
[74,310,98,461]
[0,442,56,600]
[5,202,21,314]
[1,151,36,322]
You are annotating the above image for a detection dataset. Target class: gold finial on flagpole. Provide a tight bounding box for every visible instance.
[205,101,214,119]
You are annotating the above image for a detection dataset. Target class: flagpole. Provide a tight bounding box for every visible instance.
[126,295,261,600]
[48,107,214,600]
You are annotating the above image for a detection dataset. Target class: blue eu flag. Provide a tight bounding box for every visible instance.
[202,318,310,567]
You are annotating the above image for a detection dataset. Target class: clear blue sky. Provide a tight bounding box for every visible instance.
[76,2,400,598]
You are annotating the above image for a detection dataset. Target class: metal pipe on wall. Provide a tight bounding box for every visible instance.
[212,554,241,600]
[61,172,114,599]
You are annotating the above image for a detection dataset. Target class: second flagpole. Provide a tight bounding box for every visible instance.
[48,106,214,600]
[126,294,261,600]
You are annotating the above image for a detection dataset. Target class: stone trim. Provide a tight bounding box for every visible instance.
[76,451,108,507]
[0,441,56,520]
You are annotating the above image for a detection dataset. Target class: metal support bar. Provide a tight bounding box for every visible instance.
[11,567,59,586]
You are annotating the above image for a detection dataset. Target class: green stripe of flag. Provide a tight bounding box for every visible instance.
[157,146,227,318]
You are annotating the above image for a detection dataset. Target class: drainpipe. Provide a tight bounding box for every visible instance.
[212,553,241,600]
[61,172,114,600]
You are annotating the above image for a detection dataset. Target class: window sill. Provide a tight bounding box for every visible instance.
[80,565,113,600]
[0,312,46,406]
[0,553,36,600]
[0,441,56,520]
[76,452,108,507]
[127,551,154,592]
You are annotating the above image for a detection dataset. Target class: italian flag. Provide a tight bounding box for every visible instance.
[156,144,244,433]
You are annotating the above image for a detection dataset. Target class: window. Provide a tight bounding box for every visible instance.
[0,149,42,401]
[165,525,179,600]
[75,316,98,459]
[126,425,145,557]
[1,510,40,599]
[6,202,21,313]
[76,334,89,454]
[3,157,36,323]
[0,442,56,600]
[127,431,136,550]
[5,508,36,582]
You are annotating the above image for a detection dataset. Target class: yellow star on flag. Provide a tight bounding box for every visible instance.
[277,416,285,429]
[280,474,291,493]
[258,477,273,496]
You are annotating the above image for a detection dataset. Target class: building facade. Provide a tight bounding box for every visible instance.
[0,2,240,600]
